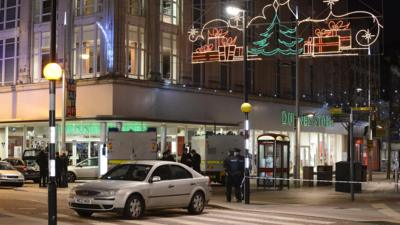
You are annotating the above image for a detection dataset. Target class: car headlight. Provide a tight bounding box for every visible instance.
[97,190,118,197]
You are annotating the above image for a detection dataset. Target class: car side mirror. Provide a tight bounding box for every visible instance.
[149,176,161,183]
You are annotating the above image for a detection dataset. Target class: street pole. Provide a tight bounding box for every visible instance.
[49,0,58,224]
[294,6,301,187]
[242,10,251,205]
[349,108,355,201]
[367,47,373,181]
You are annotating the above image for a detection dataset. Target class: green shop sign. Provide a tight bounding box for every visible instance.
[281,111,334,128]
[63,122,148,137]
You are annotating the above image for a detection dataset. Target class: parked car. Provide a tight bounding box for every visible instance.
[3,158,27,174]
[0,161,25,187]
[68,160,211,219]
[22,149,41,183]
[68,158,99,182]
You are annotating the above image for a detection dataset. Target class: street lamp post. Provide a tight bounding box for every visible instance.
[227,6,251,204]
[294,6,301,187]
[43,0,62,224]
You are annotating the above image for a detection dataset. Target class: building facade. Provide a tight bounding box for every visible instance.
[0,0,383,172]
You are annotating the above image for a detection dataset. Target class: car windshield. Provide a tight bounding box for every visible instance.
[101,164,152,181]
[0,162,15,170]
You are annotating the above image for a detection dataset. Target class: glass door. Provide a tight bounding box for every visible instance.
[257,142,274,187]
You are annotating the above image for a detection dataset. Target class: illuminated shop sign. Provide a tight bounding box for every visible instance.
[281,111,334,128]
[64,122,148,137]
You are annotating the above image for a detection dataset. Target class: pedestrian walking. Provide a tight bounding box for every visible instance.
[191,149,201,173]
[223,150,235,202]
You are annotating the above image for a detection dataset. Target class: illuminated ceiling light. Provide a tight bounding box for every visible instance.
[382,89,386,92]
[258,93,262,97]
[356,88,363,93]
[395,90,398,94]
[81,54,90,60]
[229,90,233,93]
[198,87,202,91]
[214,90,217,93]
[302,94,306,98]
[344,91,347,94]
[317,93,320,97]
[330,92,334,96]
[182,84,186,88]
[226,6,242,16]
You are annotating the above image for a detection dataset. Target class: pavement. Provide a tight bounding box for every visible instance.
[209,172,400,224]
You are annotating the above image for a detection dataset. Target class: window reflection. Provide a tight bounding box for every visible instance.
[0,38,18,85]
[161,0,179,25]
[161,33,177,83]
[127,25,145,79]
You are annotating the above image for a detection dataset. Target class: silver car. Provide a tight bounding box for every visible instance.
[69,160,211,219]
[68,157,99,182]
[0,161,25,187]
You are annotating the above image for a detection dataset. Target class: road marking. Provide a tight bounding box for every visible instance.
[205,212,304,225]
[185,215,258,225]
[18,208,36,210]
[371,203,400,221]
[209,209,334,224]
[156,216,206,225]
[122,219,166,225]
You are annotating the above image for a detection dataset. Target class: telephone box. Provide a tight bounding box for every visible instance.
[257,133,290,189]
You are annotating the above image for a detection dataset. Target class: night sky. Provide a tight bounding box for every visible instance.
[383,0,400,48]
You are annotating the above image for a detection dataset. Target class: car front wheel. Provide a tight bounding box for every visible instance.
[123,194,144,219]
[75,210,93,217]
[67,172,76,183]
[188,191,205,215]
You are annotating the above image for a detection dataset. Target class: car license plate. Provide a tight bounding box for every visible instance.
[75,198,92,204]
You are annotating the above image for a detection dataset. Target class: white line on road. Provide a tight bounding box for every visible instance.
[155,216,208,225]
[186,214,269,225]
[206,212,304,225]
[371,203,400,221]
[121,218,167,225]
[209,209,334,224]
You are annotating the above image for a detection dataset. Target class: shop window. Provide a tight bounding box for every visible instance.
[73,24,101,78]
[32,32,50,82]
[0,0,20,30]
[75,0,102,16]
[161,0,179,25]
[0,37,19,86]
[161,32,177,83]
[34,0,51,23]
[128,0,144,16]
[127,25,145,79]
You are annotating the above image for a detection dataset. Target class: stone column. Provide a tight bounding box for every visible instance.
[99,122,108,176]
[160,124,167,154]
[18,0,33,84]
[113,0,127,76]
[146,0,161,81]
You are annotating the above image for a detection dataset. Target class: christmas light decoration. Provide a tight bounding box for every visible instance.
[188,0,383,63]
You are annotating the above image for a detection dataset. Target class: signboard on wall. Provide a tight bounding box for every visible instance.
[66,78,76,118]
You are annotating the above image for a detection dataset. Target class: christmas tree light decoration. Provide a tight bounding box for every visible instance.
[249,14,303,56]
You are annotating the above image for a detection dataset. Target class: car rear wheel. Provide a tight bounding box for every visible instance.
[188,191,205,215]
[68,172,76,183]
[123,194,144,219]
[75,210,93,217]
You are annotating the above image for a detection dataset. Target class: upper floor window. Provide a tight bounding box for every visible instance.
[34,0,51,23]
[127,25,145,79]
[161,32,177,83]
[0,37,19,86]
[32,31,50,82]
[128,0,144,16]
[0,0,20,30]
[73,24,101,78]
[161,0,179,25]
[75,0,102,16]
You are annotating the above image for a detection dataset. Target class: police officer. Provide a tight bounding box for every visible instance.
[233,148,244,202]
[223,150,235,202]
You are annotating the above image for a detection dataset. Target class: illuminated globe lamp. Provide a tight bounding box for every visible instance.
[241,102,252,113]
[43,62,63,81]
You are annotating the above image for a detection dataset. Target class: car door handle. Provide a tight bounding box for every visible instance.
[168,185,174,188]
[190,183,196,186]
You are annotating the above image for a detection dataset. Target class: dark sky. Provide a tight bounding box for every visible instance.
[383,0,399,47]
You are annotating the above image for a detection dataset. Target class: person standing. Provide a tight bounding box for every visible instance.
[181,148,192,167]
[55,152,61,187]
[191,149,201,173]
[59,153,69,188]
[223,150,235,202]
[232,148,244,202]
[162,150,175,162]
[37,149,48,187]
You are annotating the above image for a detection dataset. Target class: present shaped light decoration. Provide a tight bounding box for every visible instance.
[303,20,353,57]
